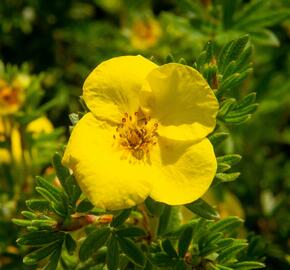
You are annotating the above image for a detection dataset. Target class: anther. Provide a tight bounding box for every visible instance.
[122,118,126,123]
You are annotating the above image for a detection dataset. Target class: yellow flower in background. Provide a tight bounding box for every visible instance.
[0,116,53,163]
[130,18,162,50]
[63,55,219,210]
[0,74,30,115]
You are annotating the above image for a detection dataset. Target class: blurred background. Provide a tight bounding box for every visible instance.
[0,0,289,269]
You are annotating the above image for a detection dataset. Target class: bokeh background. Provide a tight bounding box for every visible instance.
[0,0,289,269]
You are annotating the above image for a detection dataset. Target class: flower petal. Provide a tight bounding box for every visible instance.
[149,137,217,205]
[141,63,219,141]
[62,112,153,210]
[83,55,158,123]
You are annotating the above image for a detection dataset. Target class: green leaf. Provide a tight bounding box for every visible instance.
[65,233,77,255]
[116,227,146,238]
[162,239,178,258]
[23,240,62,265]
[218,243,248,264]
[21,211,37,219]
[186,199,219,220]
[215,172,240,183]
[157,205,172,236]
[210,216,243,233]
[43,245,62,270]
[145,197,165,216]
[227,104,258,118]
[12,219,32,227]
[224,114,251,125]
[107,235,119,270]
[234,93,256,110]
[232,261,265,269]
[218,98,237,118]
[151,253,177,267]
[31,219,57,230]
[175,260,187,270]
[217,155,242,166]
[76,199,94,213]
[111,208,132,227]
[52,152,70,193]
[178,226,193,257]
[117,236,145,267]
[79,227,111,261]
[209,132,229,147]
[36,176,63,199]
[17,231,64,246]
[26,199,51,212]
[222,0,238,29]
[217,163,231,173]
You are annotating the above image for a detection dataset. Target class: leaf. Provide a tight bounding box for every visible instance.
[116,227,147,238]
[145,197,165,216]
[209,132,229,147]
[26,199,51,212]
[107,235,119,270]
[79,227,111,261]
[210,216,243,233]
[218,98,237,118]
[111,208,132,227]
[162,239,178,258]
[21,211,37,219]
[223,114,251,125]
[217,155,242,166]
[117,236,145,267]
[76,198,94,213]
[178,226,193,257]
[36,176,63,199]
[157,205,172,236]
[150,253,177,268]
[222,0,238,29]
[17,231,64,246]
[217,163,231,173]
[12,219,32,227]
[43,245,62,270]
[23,240,62,265]
[227,104,258,118]
[232,261,265,269]
[218,243,248,264]
[252,29,280,47]
[65,233,76,255]
[31,219,58,230]
[186,198,219,220]
[52,152,71,193]
[174,260,187,270]
[234,93,256,110]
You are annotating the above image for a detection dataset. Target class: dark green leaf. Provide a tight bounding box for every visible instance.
[217,155,242,166]
[211,216,243,233]
[111,208,132,227]
[151,253,177,267]
[208,132,229,147]
[12,219,32,227]
[157,205,172,236]
[23,240,62,265]
[76,199,94,213]
[52,152,70,193]
[162,239,177,258]
[65,233,76,254]
[17,231,64,246]
[79,227,111,261]
[145,197,165,216]
[117,236,145,267]
[174,260,187,270]
[178,226,193,257]
[107,235,119,270]
[21,211,37,219]
[116,227,146,238]
[218,243,248,264]
[186,199,219,220]
[43,245,62,270]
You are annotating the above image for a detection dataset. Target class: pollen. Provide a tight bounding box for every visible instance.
[114,111,158,160]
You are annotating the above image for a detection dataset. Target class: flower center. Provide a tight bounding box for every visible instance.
[113,111,158,160]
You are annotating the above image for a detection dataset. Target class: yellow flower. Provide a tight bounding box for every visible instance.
[0,74,30,115]
[130,18,162,50]
[0,116,53,163]
[63,55,219,210]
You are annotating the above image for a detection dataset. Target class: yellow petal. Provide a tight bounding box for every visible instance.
[141,63,219,141]
[62,112,153,210]
[83,55,158,123]
[149,137,217,205]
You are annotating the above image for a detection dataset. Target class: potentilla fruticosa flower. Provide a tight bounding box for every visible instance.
[62,56,219,210]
